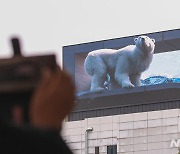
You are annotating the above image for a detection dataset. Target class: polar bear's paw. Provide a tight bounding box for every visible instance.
[121,82,135,88]
[91,87,105,93]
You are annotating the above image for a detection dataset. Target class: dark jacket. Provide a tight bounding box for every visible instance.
[0,120,72,154]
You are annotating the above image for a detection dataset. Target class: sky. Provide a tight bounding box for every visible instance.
[0,0,180,77]
[142,50,180,79]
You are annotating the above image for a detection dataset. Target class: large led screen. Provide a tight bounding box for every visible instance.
[63,29,180,96]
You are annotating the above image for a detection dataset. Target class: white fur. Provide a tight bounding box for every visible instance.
[84,36,155,92]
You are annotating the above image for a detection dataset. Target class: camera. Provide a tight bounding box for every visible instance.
[0,37,57,122]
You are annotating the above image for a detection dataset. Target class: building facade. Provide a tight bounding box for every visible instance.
[62,29,180,154]
[62,109,180,154]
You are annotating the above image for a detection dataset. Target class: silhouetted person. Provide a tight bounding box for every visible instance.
[0,66,75,154]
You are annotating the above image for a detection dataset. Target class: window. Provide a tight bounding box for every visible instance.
[95,146,99,154]
[107,145,117,154]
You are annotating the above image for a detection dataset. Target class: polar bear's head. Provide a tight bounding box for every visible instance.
[134,36,155,54]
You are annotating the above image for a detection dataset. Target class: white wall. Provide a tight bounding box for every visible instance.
[62,109,180,154]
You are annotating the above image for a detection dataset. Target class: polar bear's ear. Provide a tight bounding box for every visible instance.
[151,39,155,43]
[134,38,138,42]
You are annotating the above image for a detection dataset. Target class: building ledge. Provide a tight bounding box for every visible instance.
[75,83,180,111]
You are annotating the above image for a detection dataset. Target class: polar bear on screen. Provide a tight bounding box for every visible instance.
[84,35,155,92]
